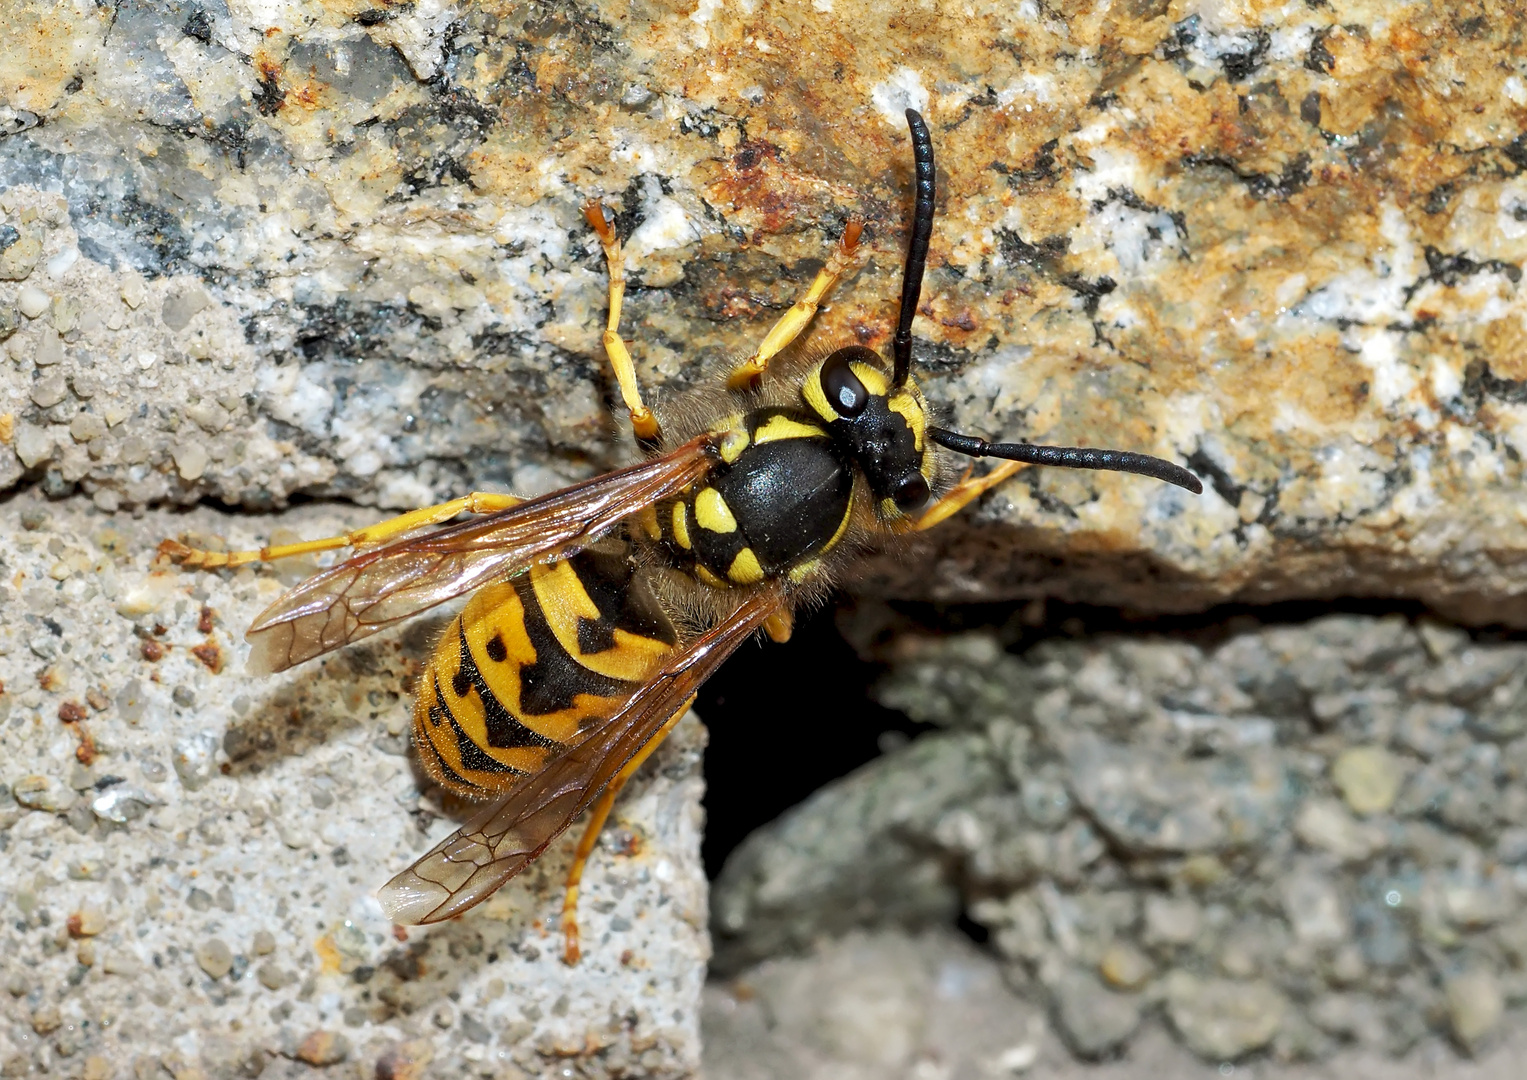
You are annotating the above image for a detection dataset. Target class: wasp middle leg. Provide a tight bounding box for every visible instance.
[584,202,663,452]
[559,700,693,966]
[159,492,524,569]
[727,218,864,392]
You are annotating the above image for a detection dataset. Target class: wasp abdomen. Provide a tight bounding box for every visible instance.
[414,544,677,799]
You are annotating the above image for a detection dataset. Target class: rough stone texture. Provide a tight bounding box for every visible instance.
[2,1,1527,621]
[0,492,707,1078]
[704,927,1527,1080]
[712,609,1527,1063]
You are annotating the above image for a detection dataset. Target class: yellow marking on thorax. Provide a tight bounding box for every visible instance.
[719,427,750,464]
[694,487,737,533]
[788,558,821,584]
[753,414,825,445]
[695,564,729,589]
[727,548,764,585]
[529,561,673,682]
[671,502,692,549]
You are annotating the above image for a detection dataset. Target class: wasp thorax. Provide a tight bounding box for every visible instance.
[807,346,933,516]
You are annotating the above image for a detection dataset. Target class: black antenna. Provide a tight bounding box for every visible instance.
[893,108,935,389]
[928,426,1204,494]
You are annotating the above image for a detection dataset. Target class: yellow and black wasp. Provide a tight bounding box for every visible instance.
[162,110,1201,964]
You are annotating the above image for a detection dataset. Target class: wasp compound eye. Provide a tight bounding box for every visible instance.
[892,471,930,512]
[820,350,870,417]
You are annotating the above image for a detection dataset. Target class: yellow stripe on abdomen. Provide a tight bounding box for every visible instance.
[413,548,678,800]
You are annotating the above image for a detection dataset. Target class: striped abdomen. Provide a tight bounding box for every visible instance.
[414,542,678,799]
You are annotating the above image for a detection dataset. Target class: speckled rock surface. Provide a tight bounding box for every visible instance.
[3,1,1527,620]
[703,928,1527,1080]
[0,491,708,1078]
[712,610,1527,1063]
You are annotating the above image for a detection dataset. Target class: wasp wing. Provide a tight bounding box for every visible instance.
[245,436,718,674]
[376,586,784,925]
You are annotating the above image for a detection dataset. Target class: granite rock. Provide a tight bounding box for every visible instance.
[0,492,707,1077]
[2,2,1527,620]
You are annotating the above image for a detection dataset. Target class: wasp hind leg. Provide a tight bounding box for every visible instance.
[727,218,864,392]
[905,461,1028,533]
[560,700,693,966]
[158,492,524,569]
[584,202,663,452]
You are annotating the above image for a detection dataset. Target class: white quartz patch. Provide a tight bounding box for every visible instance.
[871,67,930,126]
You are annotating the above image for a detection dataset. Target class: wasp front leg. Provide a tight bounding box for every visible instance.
[904,460,1028,533]
[727,218,864,392]
[584,202,664,452]
[559,701,693,966]
[158,492,523,569]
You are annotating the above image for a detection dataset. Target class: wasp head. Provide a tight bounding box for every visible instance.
[804,345,934,518]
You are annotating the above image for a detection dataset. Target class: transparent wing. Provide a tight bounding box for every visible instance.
[245,436,718,674]
[377,585,784,925]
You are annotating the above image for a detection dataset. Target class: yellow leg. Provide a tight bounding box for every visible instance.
[727,219,864,392]
[158,492,522,569]
[561,700,693,966]
[905,460,1029,533]
[584,202,662,447]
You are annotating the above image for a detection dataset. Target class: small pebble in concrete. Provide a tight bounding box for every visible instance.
[1332,746,1405,815]
[195,938,234,980]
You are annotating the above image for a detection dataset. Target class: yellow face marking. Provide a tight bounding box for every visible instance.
[694,487,738,534]
[887,391,926,453]
[727,547,764,584]
[695,564,729,589]
[753,414,825,445]
[880,496,903,520]
[671,501,692,550]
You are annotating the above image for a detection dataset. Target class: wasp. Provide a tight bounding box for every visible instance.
[162,110,1200,964]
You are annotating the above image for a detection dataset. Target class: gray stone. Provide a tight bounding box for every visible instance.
[1281,872,1350,946]
[1066,734,1297,855]
[1143,896,1203,948]
[712,731,1000,972]
[195,938,234,980]
[1164,973,1287,1060]
[28,372,67,408]
[1445,969,1504,1051]
[160,283,211,332]
[0,228,41,280]
[171,731,220,790]
[1049,966,1142,1058]
[11,774,75,812]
